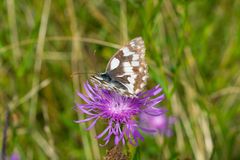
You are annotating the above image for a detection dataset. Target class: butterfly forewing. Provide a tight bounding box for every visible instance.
[105,37,148,96]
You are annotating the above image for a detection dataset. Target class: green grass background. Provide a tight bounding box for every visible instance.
[1,0,240,159]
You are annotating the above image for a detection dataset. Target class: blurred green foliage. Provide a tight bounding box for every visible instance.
[0,0,240,159]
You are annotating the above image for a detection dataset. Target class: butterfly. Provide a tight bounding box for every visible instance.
[90,37,148,97]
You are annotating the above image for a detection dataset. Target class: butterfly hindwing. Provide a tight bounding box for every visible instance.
[105,37,148,96]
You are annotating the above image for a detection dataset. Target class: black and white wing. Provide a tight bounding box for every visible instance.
[106,37,148,96]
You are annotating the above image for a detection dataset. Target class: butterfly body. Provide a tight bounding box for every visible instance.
[90,72,130,95]
[90,37,148,97]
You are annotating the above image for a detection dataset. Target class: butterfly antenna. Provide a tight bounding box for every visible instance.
[70,72,96,78]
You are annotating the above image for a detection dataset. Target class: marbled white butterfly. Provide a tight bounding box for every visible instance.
[90,37,148,97]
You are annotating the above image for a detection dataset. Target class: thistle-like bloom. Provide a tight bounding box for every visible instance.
[9,153,20,160]
[75,82,165,146]
[139,110,175,136]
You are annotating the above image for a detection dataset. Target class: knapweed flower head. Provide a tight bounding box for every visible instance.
[75,82,166,146]
[139,110,175,136]
[9,153,20,160]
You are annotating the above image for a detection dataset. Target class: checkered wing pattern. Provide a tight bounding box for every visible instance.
[105,37,148,96]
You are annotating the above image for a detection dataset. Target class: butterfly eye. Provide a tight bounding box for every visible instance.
[100,73,112,82]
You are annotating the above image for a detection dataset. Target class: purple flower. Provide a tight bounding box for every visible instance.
[9,153,20,160]
[140,110,175,136]
[75,82,165,146]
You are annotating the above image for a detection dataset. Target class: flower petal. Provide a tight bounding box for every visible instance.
[114,135,120,145]
[143,107,166,116]
[75,116,97,123]
[147,95,165,108]
[77,105,96,115]
[133,129,144,145]
[77,92,92,104]
[139,85,162,97]
[86,117,99,130]
[139,126,157,133]
[84,83,95,100]
[96,126,111,139]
